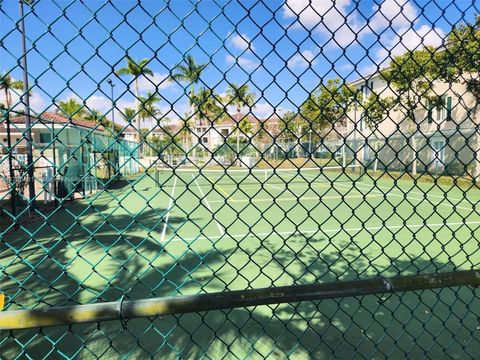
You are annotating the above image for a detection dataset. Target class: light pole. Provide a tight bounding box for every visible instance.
[18,0,35,206]
[107,79,115,134]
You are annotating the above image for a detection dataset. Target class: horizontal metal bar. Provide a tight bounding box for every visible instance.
[1,270,478,331]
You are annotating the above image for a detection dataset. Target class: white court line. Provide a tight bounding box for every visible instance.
[299,172,476,212]
[161,220,480,243]
[208,193,380,204]
[160,176,178,243]
[343,180,474,212]
[193,175,225,236]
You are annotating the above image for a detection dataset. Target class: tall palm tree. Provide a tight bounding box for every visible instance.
[138,91,161,129]
[0,73,24,109]
[115,56,154,141]
[85,109,103,123]
[225,83,257,164]
[56,98,87,119]
[171,55,207,156]
[193,87,222,124]
[193,87,222,155]
[121,107,136,124]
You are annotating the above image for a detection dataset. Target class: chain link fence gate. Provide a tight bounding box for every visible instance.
[1,0,480,358]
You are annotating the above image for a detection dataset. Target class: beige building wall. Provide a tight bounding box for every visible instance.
[340,74,478,175]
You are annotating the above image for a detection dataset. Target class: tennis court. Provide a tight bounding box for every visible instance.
[2,166,480,358]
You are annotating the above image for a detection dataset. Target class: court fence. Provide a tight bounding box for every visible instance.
[1,0,480,358]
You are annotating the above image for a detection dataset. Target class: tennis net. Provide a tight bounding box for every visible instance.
[154,164,365,188]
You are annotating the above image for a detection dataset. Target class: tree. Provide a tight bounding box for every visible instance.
[138,91,161,129]
[278,111,308,158]
[121,107,136,124]
[362,92,395,171]
[85,109,103,123]
[171,55,207,158]
[56,98,87,119]
[225,83,257,164]
[301,78,357,134]
[116,56,154,142]
[192,87,223,157]
[438,15,480,178]
[381,47,438,175]
[0,73,23,109]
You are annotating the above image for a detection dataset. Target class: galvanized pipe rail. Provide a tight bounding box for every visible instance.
[1,270,478,331]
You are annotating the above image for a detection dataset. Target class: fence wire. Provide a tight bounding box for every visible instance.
[1,0,480,358]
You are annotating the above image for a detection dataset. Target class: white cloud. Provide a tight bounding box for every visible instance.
[337,63,354,72]
[375,25,445,65]
[283,0,351,29]
[287,49,317,69]
[137,72,173,93]
[358,64,380,77]
[282,0,362,47]
[0,90,47,112]
[230,33,254,51]
[84,94,111,113]
[225,54,259,70]
[369,0,418,32]
[252,102,287,119]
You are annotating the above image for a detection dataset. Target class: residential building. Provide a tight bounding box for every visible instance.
[341,73,478,175]
[1,112,139,199]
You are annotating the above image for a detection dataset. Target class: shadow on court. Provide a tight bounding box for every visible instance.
[2,233,478,359]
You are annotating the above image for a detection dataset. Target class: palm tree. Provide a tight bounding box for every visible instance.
[225,83,257,164]
[171,55,207,157]
[138,91,161,130]
[192,87,223,156]
[121,107,136,124]
[0,73,24,108]
[115,56,154,141]
[85,109,103,123]
[56,98,87,119]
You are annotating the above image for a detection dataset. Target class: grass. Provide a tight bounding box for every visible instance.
[1,168,480,358]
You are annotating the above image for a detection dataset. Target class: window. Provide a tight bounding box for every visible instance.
[431,138,445,166]
[202,137,208,144]
[221,129,229,137]
[39,132,52,144]
[2,138,6,143]
[436,98,447,122]
[427,96,452,123]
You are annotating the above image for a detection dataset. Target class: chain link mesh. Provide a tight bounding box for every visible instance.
[1,0,480,358]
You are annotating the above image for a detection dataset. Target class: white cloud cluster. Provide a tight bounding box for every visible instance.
[230,33,254,51]
[252,102,288,119]
[137,72,173,93]
[368,0,418,32]
[225,54,259,71]
[283,0,446,66]
[283,0,362,47]
[0,89,47,112]
[375,25,445,65]
[287,49,317,69]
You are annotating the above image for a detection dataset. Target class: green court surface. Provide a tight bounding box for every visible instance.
[2,168,480,358]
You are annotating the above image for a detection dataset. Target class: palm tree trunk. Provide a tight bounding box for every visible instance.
[236,109,241,166]
[5,89,10,109]
[190,85,196,161]
[134,79,141,145]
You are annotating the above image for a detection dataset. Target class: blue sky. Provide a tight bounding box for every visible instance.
[1,0,479,123]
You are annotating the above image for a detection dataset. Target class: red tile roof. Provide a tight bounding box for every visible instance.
[9,112,104,131]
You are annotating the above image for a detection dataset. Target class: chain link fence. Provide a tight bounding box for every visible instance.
[1,0,480,358]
